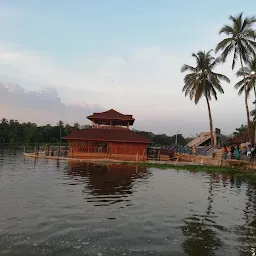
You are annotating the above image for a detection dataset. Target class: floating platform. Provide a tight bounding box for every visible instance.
[23,152,199,166]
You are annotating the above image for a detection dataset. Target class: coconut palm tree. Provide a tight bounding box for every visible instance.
[234,57,256,98]
[181,50,230,145]
[235,58,256,140]
[216,13,256,143]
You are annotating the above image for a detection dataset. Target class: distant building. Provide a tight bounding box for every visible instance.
[63,109,152,161]
[228,131,251,145]
[187,128,227,148]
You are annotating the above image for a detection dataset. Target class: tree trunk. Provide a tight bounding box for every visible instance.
[205,94,214,145]
[239,50,252,144]
[254,85,256,144]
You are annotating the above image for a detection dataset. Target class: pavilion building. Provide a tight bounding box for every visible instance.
[63,109,152,161]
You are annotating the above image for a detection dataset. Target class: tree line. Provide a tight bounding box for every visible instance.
[182,13,256,145]
[0,118,191,146]
[0,118,82,145]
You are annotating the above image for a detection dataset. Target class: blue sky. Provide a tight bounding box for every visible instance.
[0,0,256,136]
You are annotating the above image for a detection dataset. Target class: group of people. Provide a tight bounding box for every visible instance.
[45,144,68,157]
[222,143,254,160]
[222,145,241,160]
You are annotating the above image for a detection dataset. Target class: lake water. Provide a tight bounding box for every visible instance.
[1,151,256,255]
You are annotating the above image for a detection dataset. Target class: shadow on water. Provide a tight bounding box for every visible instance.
[66,162,150,207]
[181,173,244,256]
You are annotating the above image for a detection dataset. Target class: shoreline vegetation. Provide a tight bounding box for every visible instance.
[100,161,256,181]
[140,163,256,182]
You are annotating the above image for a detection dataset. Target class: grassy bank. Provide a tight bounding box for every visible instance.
[141,162,242,173]
[120,161,256,181]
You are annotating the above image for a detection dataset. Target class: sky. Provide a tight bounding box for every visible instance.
[0,0,256,136]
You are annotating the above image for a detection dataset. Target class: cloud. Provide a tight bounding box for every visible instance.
[0,82,104,125]
[0,41,252,136]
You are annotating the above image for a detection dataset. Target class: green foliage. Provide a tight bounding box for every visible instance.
[216,13,256,69]
[0,119,81,144]
[0,118,189,146]
[49,137,59,143]
[181,50,229,145]
[128,162,256,181]
[233,124,248,137]
[232,122,255,140]
[181,50,229,104]
[234,57,256,97]
[216,13,256,144]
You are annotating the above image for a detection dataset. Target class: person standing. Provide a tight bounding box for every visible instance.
[247,143,252,162]
[50,145,53,156]
[235,145,240,160]
[222,145,228,159]
[230,145,235,159]
[192,146,196,155]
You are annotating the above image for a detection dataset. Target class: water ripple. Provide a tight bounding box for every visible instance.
[1,152,256,255]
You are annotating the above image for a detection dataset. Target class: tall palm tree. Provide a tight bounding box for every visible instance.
[181,50,230,145]
[234,57,256,98]
[235,57,256,141]
[216,13,256,143]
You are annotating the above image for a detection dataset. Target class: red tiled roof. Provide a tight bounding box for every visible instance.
[63,128,152,144]
[87,109,135,121]
[229,131,251,144]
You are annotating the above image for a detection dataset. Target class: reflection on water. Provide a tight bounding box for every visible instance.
[181,175,222,256]
[1,151,256,255]
[67,162,149,207]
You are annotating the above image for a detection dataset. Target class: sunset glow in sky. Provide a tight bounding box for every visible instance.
[0,0,256,136]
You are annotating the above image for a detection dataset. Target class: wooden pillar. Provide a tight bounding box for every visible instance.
[110,121,112,129]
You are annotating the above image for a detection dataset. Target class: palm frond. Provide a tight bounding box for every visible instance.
[181,64,197,73]
[218,25,234,36]
[242,39,256,57]
[217,13,256,72]
[232,48,239,70]
[234,78,245,89]
[241,16,256,31]
[181,50,229,106]
[236,67,251,76]
[215,38,233,53]
[210,86,218,100]
[214,73,230,83]
[238,85,245,96]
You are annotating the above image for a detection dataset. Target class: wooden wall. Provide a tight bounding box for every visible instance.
[108,142,147,155]
[68,140,148,161]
